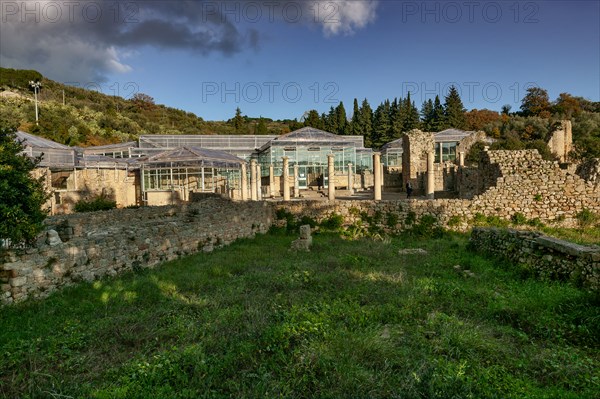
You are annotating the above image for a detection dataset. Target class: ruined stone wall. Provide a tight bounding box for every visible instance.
[1,198,272,304]
[36,168,140,214]
[456,131,488,157]
[576,158,600,186]
[402,130,434,192]
[435,163,458,192]
[470,227,599,292]
[471,150,600,221]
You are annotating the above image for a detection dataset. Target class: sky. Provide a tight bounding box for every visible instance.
[1,0,599,121]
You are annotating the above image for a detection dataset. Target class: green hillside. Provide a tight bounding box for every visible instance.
[0,68,292,146]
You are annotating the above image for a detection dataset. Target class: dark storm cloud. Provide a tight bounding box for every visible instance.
[0,1,377,83]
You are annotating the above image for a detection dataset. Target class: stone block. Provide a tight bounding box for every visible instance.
[9,277,27,287]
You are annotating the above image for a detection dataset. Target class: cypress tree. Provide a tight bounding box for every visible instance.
[360,98,374,147]
[335,102,348,135]
[351,98,362,136]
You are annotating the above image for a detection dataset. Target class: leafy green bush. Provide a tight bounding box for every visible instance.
[299,215,317,228]
[409,214,445,238]
[320,213,344,231]
[74,196,117,212]
[511,213,527,225]
[447,215,462,227]
[576,208,597,228]
[472,213,487,225]
[386,212,399,227]
[405,211,417,225]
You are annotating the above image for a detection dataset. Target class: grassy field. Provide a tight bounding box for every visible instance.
[1,231,598,398]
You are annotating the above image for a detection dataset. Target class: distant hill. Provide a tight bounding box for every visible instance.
[0,67,293,146]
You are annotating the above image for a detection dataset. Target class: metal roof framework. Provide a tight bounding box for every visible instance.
[259,127,364,151]
[138,146,246,169]
[16,131,77,168]
[434,129,474,142]
[138,135,276,151]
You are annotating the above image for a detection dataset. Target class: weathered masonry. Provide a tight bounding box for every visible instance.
[470,228,599,292]
[1,199,272,304]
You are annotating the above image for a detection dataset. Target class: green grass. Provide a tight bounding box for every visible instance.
[1,232,598,398]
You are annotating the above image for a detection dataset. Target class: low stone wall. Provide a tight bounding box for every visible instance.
[469,227,600,292]
[0,198,272,304]
[277,199,476,233]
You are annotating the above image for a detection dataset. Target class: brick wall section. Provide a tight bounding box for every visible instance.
[0,198,272,304]
[470,227,600,292]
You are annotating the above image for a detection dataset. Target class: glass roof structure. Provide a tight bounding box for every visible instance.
[139,146,246,169]
[16,131,76,168]
[259,127,364,150]
[138,135,275,151]
[434,129,474,142]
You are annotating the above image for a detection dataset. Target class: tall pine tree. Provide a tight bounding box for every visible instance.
[443,86,467,129]
[373,100,391,148]
[390,98,404,140]
[420,99,434,131]
[351,98,362,136]
[432,95,446,131]
[403,92,420,132]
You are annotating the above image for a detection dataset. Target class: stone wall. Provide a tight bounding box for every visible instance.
[402,130,434,192]
[1,198,272,304]
[470,227,599,292]
[576,158,600,185]
[35,168,140,214]
[471,150,600,222]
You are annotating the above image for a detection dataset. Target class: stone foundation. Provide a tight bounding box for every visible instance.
[470,227,599,292]
[1,198,272,304]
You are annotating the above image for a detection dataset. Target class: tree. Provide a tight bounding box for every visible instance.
[443,86,467,129]
[233,107,245,132]
[303,110,323,129]
[431,95,445,131]
[520,87,551,118]
[254,117,268,135]
[420,99,434,131]
[0,126,48,245]
[335,102,349,135]
[553,92,582,118]
[390,98,404,139]
[465,109,501,131]
[351,98,361,136]
[360,99,374,147]
[373,100,391,148]
[403,93,420,132]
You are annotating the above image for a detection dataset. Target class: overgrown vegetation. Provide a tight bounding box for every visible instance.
[74,196,117,213]
[1,232,598,398]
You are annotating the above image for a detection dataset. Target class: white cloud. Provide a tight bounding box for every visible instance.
[314,0,379,36]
